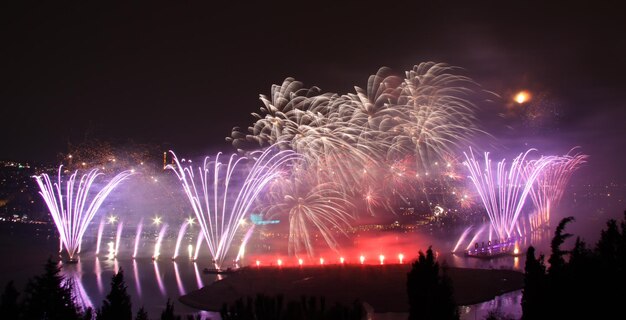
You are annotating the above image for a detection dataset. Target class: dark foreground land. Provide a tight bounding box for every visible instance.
[180,264,523,312]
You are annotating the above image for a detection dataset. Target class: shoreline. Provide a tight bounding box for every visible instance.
[179,264,524,313]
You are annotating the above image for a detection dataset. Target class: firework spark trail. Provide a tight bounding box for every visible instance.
[466,224,487,250]
[173,220,191,259]
[153,224,168,259]
[168,146,299,267]
[264,175,355,256]
[363,186,385,216]
[236,225,255,263]
[464,149,555,239]
[388,64,483,169]
[132,218,143,258]
[114,222,123,257]
[194,231,203,261]
[33,166,133,260]
[527,149,587,229]
[95,218,105,255]
[453,226,473,253]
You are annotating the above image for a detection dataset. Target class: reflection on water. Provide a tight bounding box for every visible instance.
[460,290,522,320]
[153,260,166,298]
[194,262,204,289]
[57,253,529,320]
[174,261,185,296]
[64,261,94,311]
[59,257,219,319]
[133,259,141,298]
[1,223,556,320]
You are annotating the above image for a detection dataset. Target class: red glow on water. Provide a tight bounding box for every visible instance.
[245,232,440,267]
[250,251,412,267]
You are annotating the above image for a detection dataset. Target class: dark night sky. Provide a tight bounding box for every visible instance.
[1,1,625,182]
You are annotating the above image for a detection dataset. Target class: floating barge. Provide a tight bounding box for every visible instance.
[465,238,522,259]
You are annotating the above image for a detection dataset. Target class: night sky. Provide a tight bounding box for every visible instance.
[2,1,625,182]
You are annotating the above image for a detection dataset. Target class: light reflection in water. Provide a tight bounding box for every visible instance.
[133,259,141,298]
[95,219,105,255]
[61,260,94,310]
[173,262,186,295]
[193,262,204,289]
[460,290,522,320]
[153,260,166,297]
[94,257,103,294]
[53,254,526,320]
[72,273,94,310]
[61,258,221,318]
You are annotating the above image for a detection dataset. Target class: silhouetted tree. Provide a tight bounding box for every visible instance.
[521,246,546,320]
[407,246,458,320]
[135,307,149,320]
[98,268,132,320]
[522,214,626,319]
[593,212,626,318]
[83,307,94,320]
[596,217,623,268]
[569,237,591,265]
[484,308,516,320]
[21,258,82,320]
[0,280,20,319]
[160,298,180,320]
[547,216,575,276]
[220,294,363,320]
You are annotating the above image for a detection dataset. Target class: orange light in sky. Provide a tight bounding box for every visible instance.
[514,91,531,104]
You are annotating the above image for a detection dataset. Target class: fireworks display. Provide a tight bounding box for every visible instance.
[463,149,556,240]
[230,63,481,167]
[7,1,623,314]
[33,167,133,260]
[227,63,486,253]
[167,146,299,267]
[27,62,590,263]
[527,149,588,229]
[264,177,355,256]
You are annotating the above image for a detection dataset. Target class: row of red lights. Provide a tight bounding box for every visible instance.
[254,253,405,267]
